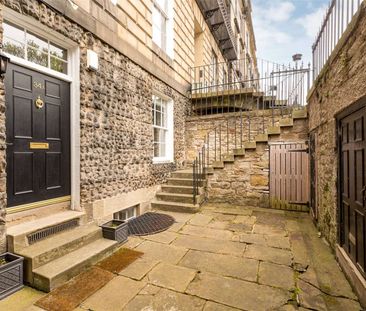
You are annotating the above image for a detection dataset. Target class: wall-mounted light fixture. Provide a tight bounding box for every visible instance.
[0,52,10,75]
[87,50,99,71]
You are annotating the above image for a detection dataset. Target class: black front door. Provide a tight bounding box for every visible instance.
[5,63,71,207]
[339,101,366,278]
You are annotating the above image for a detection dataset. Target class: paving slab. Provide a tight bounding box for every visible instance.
[266,235,291,249]
[297,279,327,311]
[244,244,293,266]
[203,301,241,311]
[156,211,194,223]
[233,215,257,224]
[238,232,267,245]
[118,258,160,280]
[123,236,144,249]
[139,284,161,295]
[147,262,197,292]
[167,221,186,232]
[253,223,287,236]
[322,295,362,311]
[135,240,188,264]
[124,288,205,311]
[142,230,178,244]
[180,250,258,282]
[180,224,233,240]
[258,261,295,290]
[186,272,291,311]
[188,214,213,226]
[172,235,246,256]
[207,220,229,229]
[81,276,145,311]
[0,287,45,311]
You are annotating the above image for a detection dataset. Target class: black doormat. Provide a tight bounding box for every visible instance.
[128,212,175,236]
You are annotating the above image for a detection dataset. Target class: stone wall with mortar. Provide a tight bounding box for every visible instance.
[1,1,189,223]
[308,3,366,249]
[0,4,6,253]
[185,109,308,207]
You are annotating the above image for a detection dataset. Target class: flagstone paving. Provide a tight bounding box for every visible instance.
[0,203,363,310]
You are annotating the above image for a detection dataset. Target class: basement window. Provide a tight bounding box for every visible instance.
[113,205,139,221]
[2,21,68,74]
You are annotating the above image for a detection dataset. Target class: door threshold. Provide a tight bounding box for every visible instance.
[7,196,71,214]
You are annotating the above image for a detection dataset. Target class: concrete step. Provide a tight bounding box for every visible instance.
[167,178,205,187]
[7,210,86,253]
[17,224,102,283]
[171,170,193,179]
[161,185,197,194]
[32,238,118,292]
[151,200,200,214]
[156,192,203,204]
[244,141,257,149]
[233,148,245,156]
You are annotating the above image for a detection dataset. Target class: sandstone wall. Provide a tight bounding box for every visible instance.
[308,3,366,248]
[1,1,189,221]
[185,110,308,207]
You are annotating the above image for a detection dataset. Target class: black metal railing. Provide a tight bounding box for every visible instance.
[312,0,363,81]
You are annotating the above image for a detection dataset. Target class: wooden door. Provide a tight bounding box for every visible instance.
[5,63,71,207]
[269,143,309,210]
[339,104,366,278]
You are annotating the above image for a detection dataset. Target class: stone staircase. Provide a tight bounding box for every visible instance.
[151,169,206,213]
[7,211,118,292]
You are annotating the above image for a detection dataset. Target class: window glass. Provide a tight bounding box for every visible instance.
[152,95,169,158]
[2,21,68,74]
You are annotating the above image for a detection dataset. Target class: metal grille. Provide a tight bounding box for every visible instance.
[27,219,79,245]
[128,212,175,236]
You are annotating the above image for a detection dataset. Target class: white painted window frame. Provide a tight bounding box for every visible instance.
[152,92,174,164]
[3,8,81,211]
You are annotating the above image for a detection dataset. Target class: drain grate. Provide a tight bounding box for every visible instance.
[128,212,175,236]
[27,219,79,245]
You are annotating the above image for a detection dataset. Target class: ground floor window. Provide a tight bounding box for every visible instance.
[113,205,138,221]
[152,94,174,163]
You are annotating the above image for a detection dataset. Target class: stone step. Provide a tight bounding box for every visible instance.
[233,148,245,156]
[267,126,281,135]
[205,167,214,175]
[17,224,102,283]
[279,117,294,127]
[167,178,205,187]
[32,238,118,292]
[292,109,308,119]
[7,210,86,253]
[171,169,193,179]
[156,192,204,204]
[223,155,235,163]
[212,161,224,169]
[244,141,257,149]
[161,185,202,195]
[151,200,200,214]
[255,133,268,143]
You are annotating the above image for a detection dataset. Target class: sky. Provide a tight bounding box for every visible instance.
[252,0,330,65]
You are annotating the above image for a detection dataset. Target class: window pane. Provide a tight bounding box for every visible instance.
[154,127,160,142]
[152,6,162,47]
[155,110,162,127]
[50,56,67,73]
[27,32,48,53]
[159,143,166,157]
[27,46,48,67]
[3,22,25,59]
[154,142,160,157]
[50,42,67,60]
[3,38,25,59]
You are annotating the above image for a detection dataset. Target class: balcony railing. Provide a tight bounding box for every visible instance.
[312,0,363,81]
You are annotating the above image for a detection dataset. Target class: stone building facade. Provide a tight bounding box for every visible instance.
[0,0,257,251]
[308,2,366,304]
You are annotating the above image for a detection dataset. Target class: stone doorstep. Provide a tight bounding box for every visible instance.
[32,238,118,292]
[6,211,86,253]
[161,185,198,195]
[156,192,203,205]
[151,200,200,214]
[171,170,194,179]
[167,178,205,187]
[17,224,102,284]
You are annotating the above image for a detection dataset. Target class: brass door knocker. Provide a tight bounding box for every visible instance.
[35,96,44,109]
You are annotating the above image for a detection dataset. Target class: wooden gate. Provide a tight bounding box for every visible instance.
[269,143,309,210]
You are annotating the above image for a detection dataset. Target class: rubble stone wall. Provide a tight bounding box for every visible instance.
[308,3,366,248]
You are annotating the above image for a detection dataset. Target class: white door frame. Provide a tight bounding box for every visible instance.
[3,8,81,211]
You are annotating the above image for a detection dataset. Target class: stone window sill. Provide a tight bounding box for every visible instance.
[153,158,174,165]
[152,43,174,67]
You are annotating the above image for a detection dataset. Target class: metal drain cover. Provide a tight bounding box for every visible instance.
[128,212,175,236]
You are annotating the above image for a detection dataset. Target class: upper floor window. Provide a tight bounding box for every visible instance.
[152,0,174,58]
[2,21,68,74]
